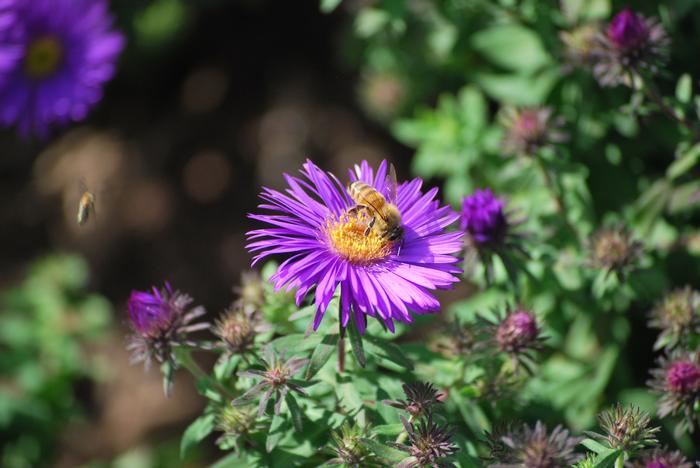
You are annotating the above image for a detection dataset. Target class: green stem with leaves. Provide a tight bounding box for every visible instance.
[176,347,236,400]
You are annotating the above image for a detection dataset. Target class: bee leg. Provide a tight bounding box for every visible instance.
[364,216,376,236]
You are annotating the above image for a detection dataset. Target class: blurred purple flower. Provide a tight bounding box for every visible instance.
[648,351,700,432]
[126,283,209,372]
[0,0,124,137]
[607,9,648,50]
[593,9,668,87]
[627,447,693,468]
[461,189,507,247]
[485,421,583,467]
[648,287,700,351]
[500,107,567,157]
[247,160,462,333]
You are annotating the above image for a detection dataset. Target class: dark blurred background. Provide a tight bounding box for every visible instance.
[0,1,409,466]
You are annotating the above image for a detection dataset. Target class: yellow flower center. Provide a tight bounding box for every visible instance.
[324,210,394,265]
[24,36,63,79]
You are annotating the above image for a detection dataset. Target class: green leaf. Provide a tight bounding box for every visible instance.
[161,361,174,398]
[475,67,560,106]
[266,413,287,453]
[580,438,611,454]
[214,354,241,382]
[471,24,550,72]
[305,333,338,379]
[320,0,342,13]
[358,438,406,461]
[365,336,413,370]
[285,392,303,432]
[676,73,693,104]
[668,181,700,214]
[347,317,366,368]
[592,449,623,468]
[180,413,215,458]
[668,142,700,180]
[371,423,404,436]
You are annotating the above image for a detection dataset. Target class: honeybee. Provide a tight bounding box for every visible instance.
[76,181,96,226]
[347,164,404,242]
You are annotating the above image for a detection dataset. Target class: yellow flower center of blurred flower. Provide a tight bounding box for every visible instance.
[24,36,63,79]
[324,210,393,264]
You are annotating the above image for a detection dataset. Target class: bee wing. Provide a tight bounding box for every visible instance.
[355,190,389,222]
[386,163,398,204]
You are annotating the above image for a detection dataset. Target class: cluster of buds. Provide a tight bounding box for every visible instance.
[500,107,567,158]
[383,381,445,419]
[215,404,258,451]
[588,404,659,452]
[485,421,583,467]
[325,422,381,467]
[232,345,309,417]
[588,225,643,281]
[648,287,700,351]
[214,301,270,358]
[383,381,458,467]
[479,305,546,372]
[392,414,458,468]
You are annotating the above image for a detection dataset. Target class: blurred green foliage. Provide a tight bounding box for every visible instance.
[0,255,111,468]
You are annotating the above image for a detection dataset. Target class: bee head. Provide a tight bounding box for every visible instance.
[387,225,404,242]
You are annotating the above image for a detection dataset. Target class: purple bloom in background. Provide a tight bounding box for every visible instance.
[593,8,668,87]
[607,9,649,50]
[648,351,700,432]
[461,188,507,246]
[666,360,700,394]
[0,0,124,137]
[247,160,462,333]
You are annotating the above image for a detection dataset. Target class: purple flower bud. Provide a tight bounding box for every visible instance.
[607,9,649,50]
[128,285,175,336]
[461,189,507,246]
[497,310,539,353]
[666,360,700,394]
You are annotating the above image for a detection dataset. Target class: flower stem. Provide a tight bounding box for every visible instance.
[337,335,346,373]
[643,80,696,135]
[176,347,236,400]
[338,298,346,373]
[533,155,579,240]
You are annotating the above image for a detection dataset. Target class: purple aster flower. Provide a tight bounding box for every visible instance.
[0,0,125,138]
[460,188,527,283]
[126,283,209,373]
[461,189,507,246]
[593,9,668,87]
[246,160,462,333]
[648,351,700,433]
